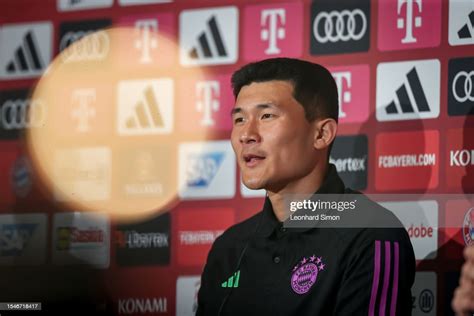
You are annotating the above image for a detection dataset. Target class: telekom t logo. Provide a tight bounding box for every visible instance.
[134,19,158,63]
[328,65,369,124]
[243,3,303,61]
[260,9,286,55]
[397,0,422,43]
[377,0,440,51]
[196,81,220,126]
[332,72,351,119]
[71,88,96,133]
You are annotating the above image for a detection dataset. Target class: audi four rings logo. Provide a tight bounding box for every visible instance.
[313,9,367,43]
[0,99,46,129]
[59,30,110,62]
[453,71,474,103]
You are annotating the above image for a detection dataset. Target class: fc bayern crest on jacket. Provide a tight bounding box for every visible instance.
[291,255,325,294]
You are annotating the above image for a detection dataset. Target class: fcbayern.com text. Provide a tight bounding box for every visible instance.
[378,153,436,168]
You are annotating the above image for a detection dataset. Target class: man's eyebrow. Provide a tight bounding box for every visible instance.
[230,103,275,116]
[230,107,242,116]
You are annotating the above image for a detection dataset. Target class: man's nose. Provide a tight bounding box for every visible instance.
[240,119,260,144]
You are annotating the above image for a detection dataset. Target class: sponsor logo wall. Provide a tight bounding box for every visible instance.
[52,211,110,268]
[381,200,438,260]
[411,272,437,316]
[0,213,47,265]
[115,212,170,266]
[330,135,368,190]
[1,0,473,314]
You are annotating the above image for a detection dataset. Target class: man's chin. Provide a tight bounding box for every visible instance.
[242,179,265,191]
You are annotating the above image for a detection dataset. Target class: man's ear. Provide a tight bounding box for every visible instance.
[313,118,338,150]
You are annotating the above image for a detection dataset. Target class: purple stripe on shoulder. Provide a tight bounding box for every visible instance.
[389,242,400,316]
[369,240,381,316]
[379,241,391,316]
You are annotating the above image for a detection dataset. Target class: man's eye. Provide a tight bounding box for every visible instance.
[261,113,274,119]
[234,117,244,124]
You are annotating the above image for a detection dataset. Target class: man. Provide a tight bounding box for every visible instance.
[196,58,415,315]
[452,245,474,316]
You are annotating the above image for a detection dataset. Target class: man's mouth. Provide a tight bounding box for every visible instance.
[243,154,265,167]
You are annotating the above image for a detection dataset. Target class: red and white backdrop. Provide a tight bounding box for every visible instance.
[0,0,474,315]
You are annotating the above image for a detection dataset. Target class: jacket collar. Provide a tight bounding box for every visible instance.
[256,163,346,237]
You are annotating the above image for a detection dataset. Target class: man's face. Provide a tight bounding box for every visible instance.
[231,80,318,192]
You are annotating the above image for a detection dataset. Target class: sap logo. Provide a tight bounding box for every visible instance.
[376,60,440,121]
[186,152,225,187]
[118,297,167,314]
[0,22,52,79]
[180,7,238,66]
[330,157,366,172]
[450,149,474,167]
[0,223,37,256]
[178,141,236,199]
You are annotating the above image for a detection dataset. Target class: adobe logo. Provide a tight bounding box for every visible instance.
[178,74,234,132]
[375,130,439,191]
[243,2,303,61]
[378,0,441,51]
[328,65,369,124]
[382,200,438,260]
[408,224,434,238]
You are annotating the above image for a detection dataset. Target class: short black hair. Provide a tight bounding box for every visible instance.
[231,58,339,123]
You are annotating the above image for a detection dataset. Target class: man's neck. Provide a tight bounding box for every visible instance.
[267,162,329,222]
